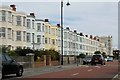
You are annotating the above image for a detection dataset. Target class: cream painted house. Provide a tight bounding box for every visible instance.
[0,5,27,50]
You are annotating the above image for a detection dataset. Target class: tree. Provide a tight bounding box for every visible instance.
[8,50,18,56]
[79,54,86,58]
[49,49,60,61]
[102,52,107,58]
[94,51,101,54]
[15,48,33,56]
[0,46,10,53]
[34,50,43,61]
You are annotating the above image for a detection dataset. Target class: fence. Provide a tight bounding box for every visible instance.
[11,55,83,68]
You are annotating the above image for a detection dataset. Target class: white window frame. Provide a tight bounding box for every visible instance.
[32,20,34,29]
[0,10,6,21]
[23,17,26,26]
[27,33,31,42]
[23,31,26,41]
[37,23,41,31]
[45,25,48,33]
[37,35,41,43]
[16,16,21,26]
[52,39,55,45]
[8,11,12,22]
[27,19,30,29]
[45,37,47,44]
[16,31,21,41]
[0,27,6,38]
[8,28,11,39]
[42,24,44,32]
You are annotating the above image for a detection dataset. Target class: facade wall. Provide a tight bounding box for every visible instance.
[44,22,58,50]
[0,6,27,50]
[35,19,45,50]
[26,16,36,49]
[96,36,112,55]
[0,5,112,56]
[57,26,107,56]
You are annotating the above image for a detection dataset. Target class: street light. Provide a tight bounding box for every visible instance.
[61,0,70,65]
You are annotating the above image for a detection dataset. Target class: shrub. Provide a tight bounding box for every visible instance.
[94,51,101,54]
[79,54,86,58]
[102,52,107,58]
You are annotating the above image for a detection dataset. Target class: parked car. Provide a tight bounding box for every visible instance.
[1,53,23,78]
[83,56,92,65]
[105,58,108,62]
[0,65,1,80]
[91,54,106,65]
[107,57,113,62]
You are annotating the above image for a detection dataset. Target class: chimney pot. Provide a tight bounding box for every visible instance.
[85,35,88,37]
[10,4,16,11]
[10,4,15,8]
[45,19,49,22]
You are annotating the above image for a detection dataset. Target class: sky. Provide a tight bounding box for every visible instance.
[1,0,118,49]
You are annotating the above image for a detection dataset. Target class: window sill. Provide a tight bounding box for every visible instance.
[16,25,22,26]
[0,37,6,39]
[16,40,22,41]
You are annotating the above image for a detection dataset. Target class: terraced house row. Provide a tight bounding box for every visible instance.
[0,5,113,56]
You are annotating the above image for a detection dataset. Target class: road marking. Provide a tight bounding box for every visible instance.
[72,73,79,76]
[112,74,118,80]
[94,66,101,68]
[85,66,89,67]
[88,69,92,72]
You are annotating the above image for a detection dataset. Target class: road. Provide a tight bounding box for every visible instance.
[2,60,119,80]
[23,60,119,80]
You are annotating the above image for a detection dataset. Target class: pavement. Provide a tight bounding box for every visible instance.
[22,63,82,78]
[2,61,119,80]
[2,63,83,80]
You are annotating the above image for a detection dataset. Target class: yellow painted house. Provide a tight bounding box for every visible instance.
[44,19,58,51]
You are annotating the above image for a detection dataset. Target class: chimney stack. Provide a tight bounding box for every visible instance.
[97,39,99,41]
[94,37,96,40]
[45,19,49,22]
[80,33,84,36]
[57,24,60,27]
[30,13,35,17]
[90,35,92,39]
[66,27,69,30]
[74,30,77,33]
[10,4,16,11]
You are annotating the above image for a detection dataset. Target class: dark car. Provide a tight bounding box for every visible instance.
[1,53,23,78]
[83,56,92,65]
[91,54,106,65]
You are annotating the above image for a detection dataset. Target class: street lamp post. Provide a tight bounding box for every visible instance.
[61,0,70,65]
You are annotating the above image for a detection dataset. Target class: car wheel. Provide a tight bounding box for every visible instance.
[104,62,106,65]
[83,62,86,65]
[16,67,23,77]
[91,63,94,65]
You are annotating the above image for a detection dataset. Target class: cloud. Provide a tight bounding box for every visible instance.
[1,2,118,48]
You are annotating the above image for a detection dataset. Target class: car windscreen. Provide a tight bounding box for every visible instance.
[85,56,92,58]
[93,55,101,58]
